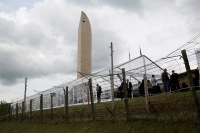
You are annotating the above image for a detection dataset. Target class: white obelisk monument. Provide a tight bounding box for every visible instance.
[77,11,92,78]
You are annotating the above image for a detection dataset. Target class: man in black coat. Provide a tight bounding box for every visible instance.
[161,69,169,93]
[170,70,180,92]
[126,79,133,99]
[139,80,144,96]
[118,82,124,100]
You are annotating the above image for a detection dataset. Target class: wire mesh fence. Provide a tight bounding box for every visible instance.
[1,87,200,123]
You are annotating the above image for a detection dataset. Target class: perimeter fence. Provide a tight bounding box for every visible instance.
[1,33,200,123]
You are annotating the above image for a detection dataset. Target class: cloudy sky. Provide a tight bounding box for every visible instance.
[0,0,200,102]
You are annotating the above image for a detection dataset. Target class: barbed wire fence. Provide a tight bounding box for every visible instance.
[0,34,200,123]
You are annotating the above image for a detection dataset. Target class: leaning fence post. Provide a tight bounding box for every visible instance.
[16,103,18,121]
[30,99,32,121]
[181,49,200,121]
[40,94,43,123]
[89,78,95,121]
[122,68,130,121]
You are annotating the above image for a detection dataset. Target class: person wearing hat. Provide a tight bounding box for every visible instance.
[161,69,169,93]
[170,70,180,92]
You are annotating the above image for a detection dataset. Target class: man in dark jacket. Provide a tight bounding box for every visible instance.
[170,70,180,92]
[118,82,124,100]
[96,84,102,103]
[161,69,169,93]
[126,79,133,99]
[139,80,145,96]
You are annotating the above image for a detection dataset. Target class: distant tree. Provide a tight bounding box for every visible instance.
[0,101,11,116]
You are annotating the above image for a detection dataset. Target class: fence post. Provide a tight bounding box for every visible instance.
[40,94,43,123]
[87,84,91,117]
[9,105,11,123]
[30,99,32,121]
[2,111,5,122]
[143,74,149,112]
[181,50,200,121]
[64,86,69,122]
[16,103,18,121]
[89,78,95,121]
[22,101,24,121]
[50,94,53,121]
[122,68,130,121]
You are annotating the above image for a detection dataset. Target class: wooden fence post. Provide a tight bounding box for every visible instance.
[16,103,18,121]
[9,105,11,123]
[89,78,95,121]
[64,86,69,122]
[22,101,24,121]
[181,50,200,121]
[122,68,130,121]
[40,94,43,123]
[50,95,53,121]
[30,99,32,121]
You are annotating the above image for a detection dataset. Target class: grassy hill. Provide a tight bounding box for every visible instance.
[1,121,200,133]
[1,90,200,133]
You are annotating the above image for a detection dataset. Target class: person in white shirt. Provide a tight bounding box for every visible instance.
[151,75,157,94]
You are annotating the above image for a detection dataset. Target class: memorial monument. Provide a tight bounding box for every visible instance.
[77,11,92,78]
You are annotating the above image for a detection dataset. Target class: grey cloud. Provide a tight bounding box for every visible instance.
[68,0,144,14]
[0,47,76,86]
[0,18,49,48]
[92,27,124,72]
[0,0,128,86]
[101,0,143,12]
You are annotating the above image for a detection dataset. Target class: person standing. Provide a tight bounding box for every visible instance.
[151,75,157,94]
[118,82,124,100]
[156,83,161,93]
[147,80,153,96]
[139,80,145,96]
[170,70,180,92]
[96,84,102,103]
[161,69,170,93]
[126,79,133,99]
[181,81,188,91]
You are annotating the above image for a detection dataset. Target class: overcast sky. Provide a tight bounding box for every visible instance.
[0,0,200,102]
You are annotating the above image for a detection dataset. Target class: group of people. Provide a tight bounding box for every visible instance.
[162,67,199,93]
[96,67,199,102]
[117,79,133,100]
[138,75,161,96]
[161,69,180,92]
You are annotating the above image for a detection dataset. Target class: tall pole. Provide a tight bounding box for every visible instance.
[110,42,114,110]
[143,55,149,112]
[23,77,27,116]
[181,50,200,121]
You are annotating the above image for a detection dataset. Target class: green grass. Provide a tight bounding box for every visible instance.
[1,121,200,133]
[1,91,200,133]
[7,91,200,122]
